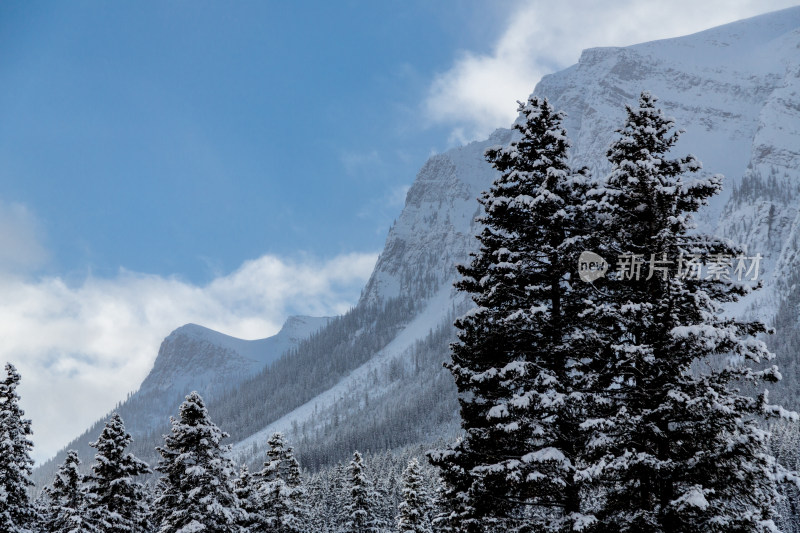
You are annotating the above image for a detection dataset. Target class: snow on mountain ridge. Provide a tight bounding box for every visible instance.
[139,315,330,398]
[361,9,800,312]
[530,10,800,323]
[622,6,800,71]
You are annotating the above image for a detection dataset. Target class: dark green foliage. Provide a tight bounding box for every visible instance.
[397,459,432,533]
[580,91,796,532]
[152,392,242,533]
[255,433,307,533]
[0,363,38,533]
[83,414,151,533]
[342,451,383,533]
[234,466,261,531]
[40,450,94,533]
[431,96,592,532]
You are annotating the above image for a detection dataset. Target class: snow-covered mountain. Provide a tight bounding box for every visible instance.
[39,6,800,478]
[533,8,800,319]
[365,6,800,320]
[32,315,329,485]
[139,316,329,401]
[360,128,511,304]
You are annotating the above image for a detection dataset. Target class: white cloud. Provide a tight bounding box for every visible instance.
[1,252,377,463]
[425,0,800,144]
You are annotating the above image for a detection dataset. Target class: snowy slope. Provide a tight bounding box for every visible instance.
[231,286,456,463]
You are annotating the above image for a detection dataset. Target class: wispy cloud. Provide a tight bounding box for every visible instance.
[0,200,48,274]
[340,150,384,178]
[425,0,799,144]
[356,183,412,237]
[387,184,411,208]
[2,252,377,463]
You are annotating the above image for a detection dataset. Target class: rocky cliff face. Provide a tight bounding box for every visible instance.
[363,7,800,320]
[360,128,511,304]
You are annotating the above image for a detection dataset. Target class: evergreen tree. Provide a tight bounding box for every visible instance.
[430,96,593,531]
[255,432,306,533]
[83,413,152,533]
[329,462,349,530]
[152,391,243,533]
[0,363,38,532]
[233,466,261,531]
[342,451,381,533]
[306,462,347,533]
[41,450,95,533]
[581,91,798,532]
[429,472,457,533]
[397,459,432,533]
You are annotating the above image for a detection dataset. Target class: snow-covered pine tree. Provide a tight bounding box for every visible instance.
[770,421,800,532]
[306,461,347,532]
[83,413,152,533]
[429,96,593,532]
[234,466,262,531]
[151,391,243,533]
[581,91,798,532]
[397,459,432,533]
[282,442,307,532]
[429,471,457,533]
[342,451,381,533]
[329,461,349,531]
[41,450,95,533]
[0,363,38,533]
[255,432,306,533]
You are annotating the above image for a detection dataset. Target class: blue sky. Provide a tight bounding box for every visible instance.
[0,1,508,282]
[2,0,796,462]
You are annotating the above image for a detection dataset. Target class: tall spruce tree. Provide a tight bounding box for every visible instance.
[0,363,38,533]
[430,472,457,533]
[430,96,593,532]
[234,466,262,531]
[83,413,152,533]
[152,391,243,533]
[256,432,306,533]
[580,91,798,532]
[397,459,432,533]
[342,451,381,533]
[41,450,95,533]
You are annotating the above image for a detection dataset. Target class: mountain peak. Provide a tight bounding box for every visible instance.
[278,315,330,339]
[167,323,229,342]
